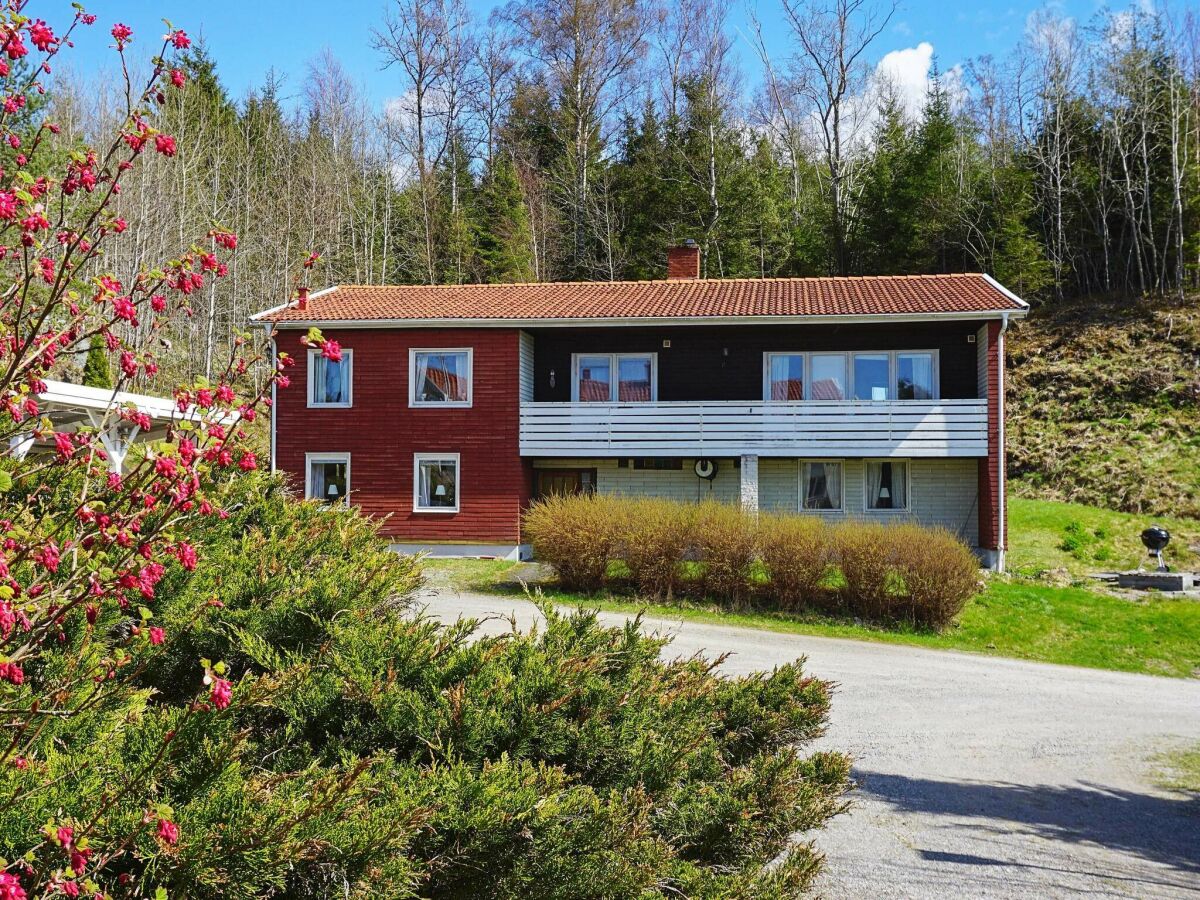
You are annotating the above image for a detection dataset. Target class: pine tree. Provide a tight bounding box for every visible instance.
[475,154,536,283]
[82,336,114,389]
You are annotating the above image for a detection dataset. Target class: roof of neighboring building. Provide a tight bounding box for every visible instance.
[253,273,1028,326]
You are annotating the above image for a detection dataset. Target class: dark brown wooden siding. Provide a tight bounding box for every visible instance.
[530,321,988,402]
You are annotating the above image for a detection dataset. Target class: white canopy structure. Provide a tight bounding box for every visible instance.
[10,380,184,474]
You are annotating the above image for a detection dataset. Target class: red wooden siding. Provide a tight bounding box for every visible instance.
[977,321,1004,552]
[273,327,526,543]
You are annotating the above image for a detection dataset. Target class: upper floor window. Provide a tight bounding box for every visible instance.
[764,350,937,402]
[573,353,656,403]
[410,349,472,407]
[308,348,352,407]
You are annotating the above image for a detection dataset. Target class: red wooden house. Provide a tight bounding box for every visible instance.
[253,245,1027,569]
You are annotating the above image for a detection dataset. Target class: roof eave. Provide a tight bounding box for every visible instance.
[264,308,1027,329]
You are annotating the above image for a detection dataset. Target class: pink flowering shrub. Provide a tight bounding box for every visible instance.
[0,5,333,896]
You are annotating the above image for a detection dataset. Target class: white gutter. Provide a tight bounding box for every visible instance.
[261,308,1028,330]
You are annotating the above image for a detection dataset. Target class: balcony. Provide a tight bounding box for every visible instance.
[518,399,988,458]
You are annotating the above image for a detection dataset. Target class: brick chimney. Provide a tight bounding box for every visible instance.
[666,240,700,280]
[296,286,309,310]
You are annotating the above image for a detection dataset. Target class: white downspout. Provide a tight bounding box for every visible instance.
[997,312,1009,572]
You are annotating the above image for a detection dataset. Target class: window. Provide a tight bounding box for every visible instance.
[801,461,843,510]
[763,351,936,401]
[414,453,459,513]
[305,453,350,505]
[865,460,908,510]
[308,349,352,407]
[809,354,848,400]
[767,353,805,400]
[853,353,891,401]
[897,352,935,400]
[573,353,656,402]
[410,349,472,406]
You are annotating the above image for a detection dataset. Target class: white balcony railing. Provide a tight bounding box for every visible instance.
[519,399,988,457]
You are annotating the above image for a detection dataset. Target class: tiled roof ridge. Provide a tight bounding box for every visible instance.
[329,272,987,290]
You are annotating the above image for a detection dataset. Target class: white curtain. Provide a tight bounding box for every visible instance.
[322,358,344,403]
[890,462,907,507]
[903,354,933,400]
[824,462,842,509]
[414,353,431,401]
[866,461,884,509]
[771,354,803,400]
[418,461,432,507]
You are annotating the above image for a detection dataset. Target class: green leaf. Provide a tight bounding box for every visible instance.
[0,471,12,493]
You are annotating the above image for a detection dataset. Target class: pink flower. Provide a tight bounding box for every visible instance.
[321,340,342,362]
[3,34,27,60]
[303,251,320,269]
[148,626,165,645]
[170,68,186,88]
[237,452,257,472]
[215,384,234,404]
[111,23,132,44]
[211,230,237,250]
[154,456,178,478]
[60,881,78,898]
[112,296,137,322]
[195,389,213,409]
[157,818,179,844]
[150,294,166,312]
[210,678,232,710]
[28,20,56,52]
[177,542,197,571]
[170,30,190,49]
[56,826,73,848]
[154,134,176,157]
[0,661,24,685]
[0,873,25,900]
[53,432,73,459]
[0,192,16,220]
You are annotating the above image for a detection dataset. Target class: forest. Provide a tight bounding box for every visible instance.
[38,0,1200,380]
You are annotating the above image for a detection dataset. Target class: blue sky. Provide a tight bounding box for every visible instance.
[64,0,1105,111]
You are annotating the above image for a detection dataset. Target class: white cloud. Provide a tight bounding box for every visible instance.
[874,42,937,120]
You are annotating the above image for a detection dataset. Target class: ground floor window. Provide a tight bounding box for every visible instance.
[414,453,460,513]
[306,453,350,504]
[536,468,597,498]
[801,460,843,510]
[865,460,908,510]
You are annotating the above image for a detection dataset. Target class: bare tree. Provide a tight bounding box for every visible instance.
[778,0,895,275]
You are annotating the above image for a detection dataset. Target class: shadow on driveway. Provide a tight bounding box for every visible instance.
[854,770,1200,891]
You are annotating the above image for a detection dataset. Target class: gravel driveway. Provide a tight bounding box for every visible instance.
[421,586,1200,899]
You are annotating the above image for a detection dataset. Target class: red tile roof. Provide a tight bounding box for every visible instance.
[255,274,1026,324]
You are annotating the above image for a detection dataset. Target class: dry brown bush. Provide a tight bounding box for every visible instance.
[693,501,759,605]
[890,523,982,628]
[759,513,835,610]
[523,493,627,592]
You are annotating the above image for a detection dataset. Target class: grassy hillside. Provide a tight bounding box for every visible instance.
[1007,295,1200,518]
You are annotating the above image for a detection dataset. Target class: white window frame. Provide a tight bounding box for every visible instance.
[307,348,353,408]
[413,452,461,514]
[798,459,845,511]
[763,352,807,402]
[894,350,940,401]
[409,348,473,408]
[304,452,351,505]
[862,458,912,512]
[571,352,658,403]
[763,350,940,402]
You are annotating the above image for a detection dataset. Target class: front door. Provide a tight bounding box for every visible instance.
[536,469,596,498]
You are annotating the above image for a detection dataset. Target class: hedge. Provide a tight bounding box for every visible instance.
[524,495,981,630]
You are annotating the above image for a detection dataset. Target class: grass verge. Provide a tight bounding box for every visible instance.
[1154,745,1200,793]
[424,557,1200,679]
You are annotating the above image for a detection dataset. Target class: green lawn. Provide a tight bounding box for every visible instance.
[425,557,1200,678]
[1007,496,1200,577]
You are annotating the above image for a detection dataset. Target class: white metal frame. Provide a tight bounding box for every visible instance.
[413,452,461,514]
[763,349,940,402]
[571,352,658,403]
[862,458,912,512]
[304,451,351,504]
[409,348,473,408]
[799,459,845,511]
[307,348,353,409]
